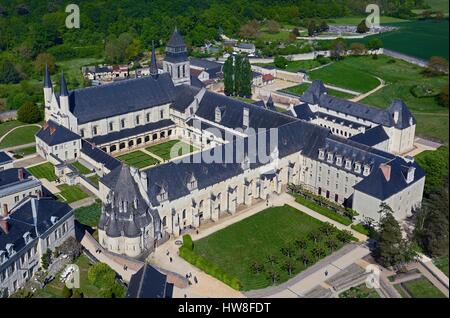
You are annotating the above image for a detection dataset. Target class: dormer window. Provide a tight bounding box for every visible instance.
[80,129,85,138]
[318,149,325,160]
[187,173,197,191]
[157,187,168,202]
[23,232,32,244]
[215,107,222,123]
[327,153,334,163]
[363,164,371,176]
[5,243,14,256]
[50,216,59,224]
[92,126,98,136]
[345,159,352,170]
[407,167,415,183]
[0,250,6,264]
[354,162,362,174]
[336,156,343,166]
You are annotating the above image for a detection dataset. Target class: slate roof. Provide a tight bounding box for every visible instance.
[288,103,316,120]
[386,99,416,129]
[349,125,390,147]
[44,64,52,88]
[126,264,173,298]
[190,58,222,71]
[190,75,205,88]
[167,28,186,48]
[81,140,121,171]
[354,157,425,200]
[171,85,200,112]
[0,168,32,188]
[0,197,72,255]
[36,120,80,146]
[86,119,175,145]
[60,72,69,97]
[67,74,176,124]
[0,151,12,165]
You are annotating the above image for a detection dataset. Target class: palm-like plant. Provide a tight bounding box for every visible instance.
[326,236,340,252]
[308,229,321,243]
[280,245,294,258]
[298,251,312,267]
[266,254,277,266]
[311,245,326,259]
[267,269,280,285]
[250,261,264,275]
[319,223,336,236]
[294,238,308,251]
[283,260,296,277]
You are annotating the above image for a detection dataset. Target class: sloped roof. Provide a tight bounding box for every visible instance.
[0,151,12,165]
[126,264,173,298]
[167,28,186,48]
[36,120,80,146]
[349,125,390,147]
[171,85,200,112]
[386,99,416,129]
[81,140,121,171]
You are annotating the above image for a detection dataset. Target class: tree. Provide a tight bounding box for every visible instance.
[350,43,367,55]
[250,261,264,275]
[266,254,277,266]
[438,85,449,108]
[266,269,280,285]
[367,38,384,51]
[298,251,312,267]
[326,236,340,252]
[319,21,329,32]
[88,263,116,290]
[41,249,52,270]
[34,53,56,75]
[233,54,243,96]
[291,28,300,37]
[374,205,416,268]
[274,55,288,69]
[294,238,308,251]
[420,10,432,20]
[280,245,294,258]
[307,21,317,37]
[55,237,82,262]
[0,60,21,84]
[239,20,261,39]
[239,57,252,97]
[336,230,353,243]
[330,38,347,60]
[283,260,296,276]
[223,55,234,96]
[356,20,369,33]
[424,56,449,76]
[311,245,326,259]
[17,101,42,124]
[435,11,445,20]
[267,20,280,34]
[319,223,335,236]
[125,38,142,62]
[307,229,320,243]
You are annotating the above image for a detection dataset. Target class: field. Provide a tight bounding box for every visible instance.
[71,161,92,175]
[327,16,409,25]
[74,202,102,228]
[11,146,36,158]
[27,162,57,181]
[0,125,40,148]
[294,194,352,226]
[258,58,331,73]
[347,20,449,61]
[401,277,446,298]
[308,60,381,93]
[339,284,380,298]
[146,139,197,161]
[283,83,355,99]
[192,204,349,291]
[311,55,448,143]
[56,58,103,89]
[434,256,449,277]
[56,184,90,203]
[116,150,159,169]
[88,174,100,187]
[0,120,24,138]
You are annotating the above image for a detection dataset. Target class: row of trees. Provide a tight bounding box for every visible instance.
[223,54,253,97]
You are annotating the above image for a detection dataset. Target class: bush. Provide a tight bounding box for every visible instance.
[17,101,42,123]
[71,289,83,298]
[87,263,116,290]
[182,234,194,250]
[62,286,73,298]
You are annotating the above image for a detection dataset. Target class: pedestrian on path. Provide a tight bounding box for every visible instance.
[194,276,198,284]
[170,257,173,263]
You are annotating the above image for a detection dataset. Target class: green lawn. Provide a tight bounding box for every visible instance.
[258,58,331,73]
[312,55,448,143]
[402,277,446,298]
[88,174,100,187]
[116,150,160,169]
[192,204,349,291]
[27,162,57,181]
[57,184,89,203]
[0,120,24,138]
[339,284,380,298]
[33,254,124,298]
[11,146,36,158]
[74,202,101,228]
[0,125,40,148]
[283,83,356,99]
[146,140,197,161]
[293,194,352,226]
[309,60,380,93]
[71,161,92,175]
[351,223,370,236]
[56,58,103,90]
[434,256,449,277]
[327,16,409,25]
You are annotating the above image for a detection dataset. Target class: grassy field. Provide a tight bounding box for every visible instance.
[308,60,381,93]
[283,83,356,99]
[57,184,90,203]
[0,125,40,148]
[339,284,380,298]
[11,145,36,158]
[258,58,331,73]
[311,55,448,143]
[192,204,348,291]
[56,58,103,90]
[434,256,449,277]
[146,140,197,161]
[402,277,446,298]
[116,150,160,169]
[74,202,101,228]
[88,174,100,187]
[71,161,92,175]
[328,16,409,25]
[27,162,57,181]
[0,120,24,138]
[347,20,449,60]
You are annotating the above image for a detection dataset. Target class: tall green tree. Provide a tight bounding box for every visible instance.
[223,55,234,96]
[234,54,243,97]
[240,57,252,97]
[0,60,21,84]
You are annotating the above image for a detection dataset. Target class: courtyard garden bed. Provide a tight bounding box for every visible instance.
[400,277,446,298]
[56,184,89,203]
[27,162,57,181]
[116,150,159,169]
[179,204,354,291]
[11,146,36,158]
[433,256,449,278]
[74,201,102,228]
[71,161,92,175]
[146,139,197,161]
[339,284,380,298]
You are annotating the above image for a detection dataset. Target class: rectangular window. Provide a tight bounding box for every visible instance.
[109,122,114,131]
[135,116,140,125]
[121,119,126,128]
[160,110,164,119]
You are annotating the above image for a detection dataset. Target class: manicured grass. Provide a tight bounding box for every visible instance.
[394,284,410,298]
[146,140,197,161]
[27,162,57,181]
[258,58,331,73]
[88,174,100,187]
[434,256,449,277]
[33,254,123,298]
[283,83,355,99]
[339,284,380,298]
[192,204,349,291]
[0,120,23,138]
[309,60,380,93]
[351,223,370,236]
[71,161,92,175]
[12,146,36,157]
[402,277,446,298]
[0,125,40,148]
[116,150,159,169]
[56,184,89,203]
[56,58,103,90]
[294,194,352,226]
[328,16,409,25]
[74,202,101,228]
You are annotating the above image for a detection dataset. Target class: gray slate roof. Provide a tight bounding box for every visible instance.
[349,125,390,147]
[81,140,121,171]
[0,151,12,165]
[126,264,173,298]
[36,120,80,146]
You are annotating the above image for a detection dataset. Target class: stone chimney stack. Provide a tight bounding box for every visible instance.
[0,204,9,234]
[393,111,399,124]
[18,168,24,181]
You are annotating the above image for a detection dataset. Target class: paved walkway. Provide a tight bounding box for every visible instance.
[303,80,360,95]
[13,155,45,169]
[402,137,442,157]
[350,76,386,102]
[69,197,97,210]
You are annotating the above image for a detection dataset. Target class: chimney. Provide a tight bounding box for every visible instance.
[380,164,391,182]
[406,166,415,184]
[0,219,8,234]
[18,168,24,181]
[243,108,249,128]
[2,204,8,217]
[393,111,399,124]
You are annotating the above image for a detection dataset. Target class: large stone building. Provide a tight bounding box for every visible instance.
[36,29,425,258]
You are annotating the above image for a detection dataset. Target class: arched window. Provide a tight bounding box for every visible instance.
[162,216,167,227]
[182,210,186,219]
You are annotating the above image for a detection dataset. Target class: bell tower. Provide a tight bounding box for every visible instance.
[163,27,190,86]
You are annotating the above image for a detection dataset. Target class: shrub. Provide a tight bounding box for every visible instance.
[71,289,84,298]
[87,263,116,289]
[182,234,194,250]
[17,101,42,123]
[62,286,72,298]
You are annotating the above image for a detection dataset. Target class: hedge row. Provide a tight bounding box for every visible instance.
[47,45,103,61]
[179,245,242,291]
[182,234,194,251]
[294,194,352,226]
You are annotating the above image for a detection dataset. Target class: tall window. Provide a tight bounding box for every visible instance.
[177,65,180,78]
[135,115,140,125]
[109,122,114,132]
[160,110,164,119]
[146,113,150,123]
[121,119,126,128]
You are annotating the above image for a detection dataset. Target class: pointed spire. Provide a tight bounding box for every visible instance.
[44,64,52,88]
[60,71,69,97]
[150,41,158,76]
[266,94,274,110]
